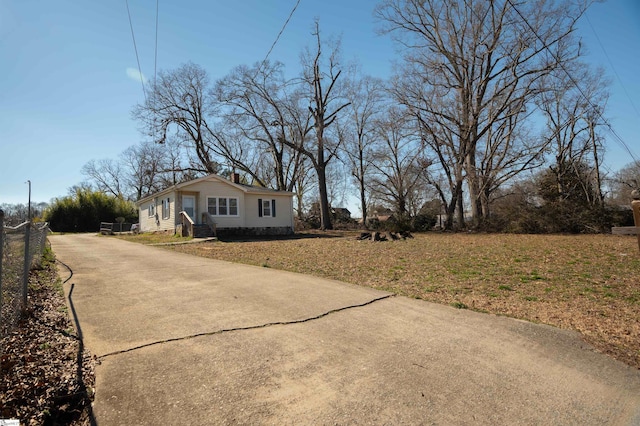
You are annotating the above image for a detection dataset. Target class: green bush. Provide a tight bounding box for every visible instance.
[45,188,137,232]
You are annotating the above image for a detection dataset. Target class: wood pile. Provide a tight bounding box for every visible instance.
[356,231,413,241]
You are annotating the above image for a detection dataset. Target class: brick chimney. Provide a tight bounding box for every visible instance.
[231,172,240,184]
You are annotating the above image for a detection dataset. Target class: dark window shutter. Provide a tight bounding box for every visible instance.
[258,199,263,217]
[271,199,276,217]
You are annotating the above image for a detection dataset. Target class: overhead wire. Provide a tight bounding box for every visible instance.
[255,0,302,77]
[154,0,159,85]
[504,0,639,164]
[125,0,147,103]
[153,0,159,141]
[584,11,640,119]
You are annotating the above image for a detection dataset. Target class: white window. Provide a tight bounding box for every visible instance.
[219,198,228,215]
[258,199,276,217]
[148,203,155,217]
[207,197,216,215]
[207,197,239,216]
[229,198,238,216]
[162,197,170,220]
[262,200,271,217]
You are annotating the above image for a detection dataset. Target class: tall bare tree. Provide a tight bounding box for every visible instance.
[120,141,171,200]
[81,159,125,199]
[280,21,350,229]
[341,71,385,226]
[536,62,609,208]
[212,61,308,191]
[377,0,587,229]
[133,62,220,175]
[369,107,424,217]
[475,104,545,218]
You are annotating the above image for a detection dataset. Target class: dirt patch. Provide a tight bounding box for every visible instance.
[0,251,96,425]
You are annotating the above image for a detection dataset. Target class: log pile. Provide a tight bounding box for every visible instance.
[356,231,413,241]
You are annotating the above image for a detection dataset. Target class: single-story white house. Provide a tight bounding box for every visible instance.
[136,173,295,236]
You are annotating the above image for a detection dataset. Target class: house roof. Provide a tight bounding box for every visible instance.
[332,207,351,215]
[136,174,294,205]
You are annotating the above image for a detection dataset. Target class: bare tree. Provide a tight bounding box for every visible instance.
[292,156,315,218]
[369,107,424,217]
[278,21,350,230]
[325,159,351,210]
[119,141,172,200]
[133,62,220,175]
[82,137,195,201]
[475,105,545,218]
[0,202,49,225]
[536,62,609,208]
[413,106,466,229]
[81,159,125,199]
[377,0,587,229]
[609,161,640,206]
[212,61,308,191]
[341,71,385,226]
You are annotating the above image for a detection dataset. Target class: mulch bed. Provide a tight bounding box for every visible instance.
[1,255,96,425]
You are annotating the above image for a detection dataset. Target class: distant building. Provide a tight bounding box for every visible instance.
[331,207,351,222]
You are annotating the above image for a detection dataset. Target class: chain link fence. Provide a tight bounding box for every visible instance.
[1,209,50,339]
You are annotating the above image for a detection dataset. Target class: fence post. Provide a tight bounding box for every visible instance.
[22,220,31,310]
[632,190,640,253]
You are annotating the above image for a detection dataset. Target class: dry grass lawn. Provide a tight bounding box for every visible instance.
[123,231,640,369]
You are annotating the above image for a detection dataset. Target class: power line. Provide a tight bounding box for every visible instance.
[256,0,301,75]
[125,0,147,103]
[154,0,159,85]
[505,0,639,164]
[153,0,159,142]
[584,11,640,119]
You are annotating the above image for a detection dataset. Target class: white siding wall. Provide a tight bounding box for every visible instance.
[244,193,294,229]
[138,192,177,232]
[138,198,158,232]
[189,179,246,228]
[156,193,176,231]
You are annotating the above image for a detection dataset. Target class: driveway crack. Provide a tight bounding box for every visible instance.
[98,294,395,360]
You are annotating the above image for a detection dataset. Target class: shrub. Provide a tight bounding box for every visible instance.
[45,188,137,232]
[411,212,437,232]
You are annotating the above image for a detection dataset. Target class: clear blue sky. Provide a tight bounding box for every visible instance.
[1,0,639,205]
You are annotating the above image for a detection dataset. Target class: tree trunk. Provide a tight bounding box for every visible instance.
[316,165,333,230]
[358,145,368,228]
[359,177,368,229]
[444,201,455,230]
[296,192,305,219]
[590,120,604,206]
[481,188,491,219]
[456,188,465,229]
[465,148,482,228]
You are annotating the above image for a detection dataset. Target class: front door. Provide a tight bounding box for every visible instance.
[182,195,196,220]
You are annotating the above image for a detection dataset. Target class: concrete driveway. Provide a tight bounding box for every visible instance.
[50,234,640,425]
